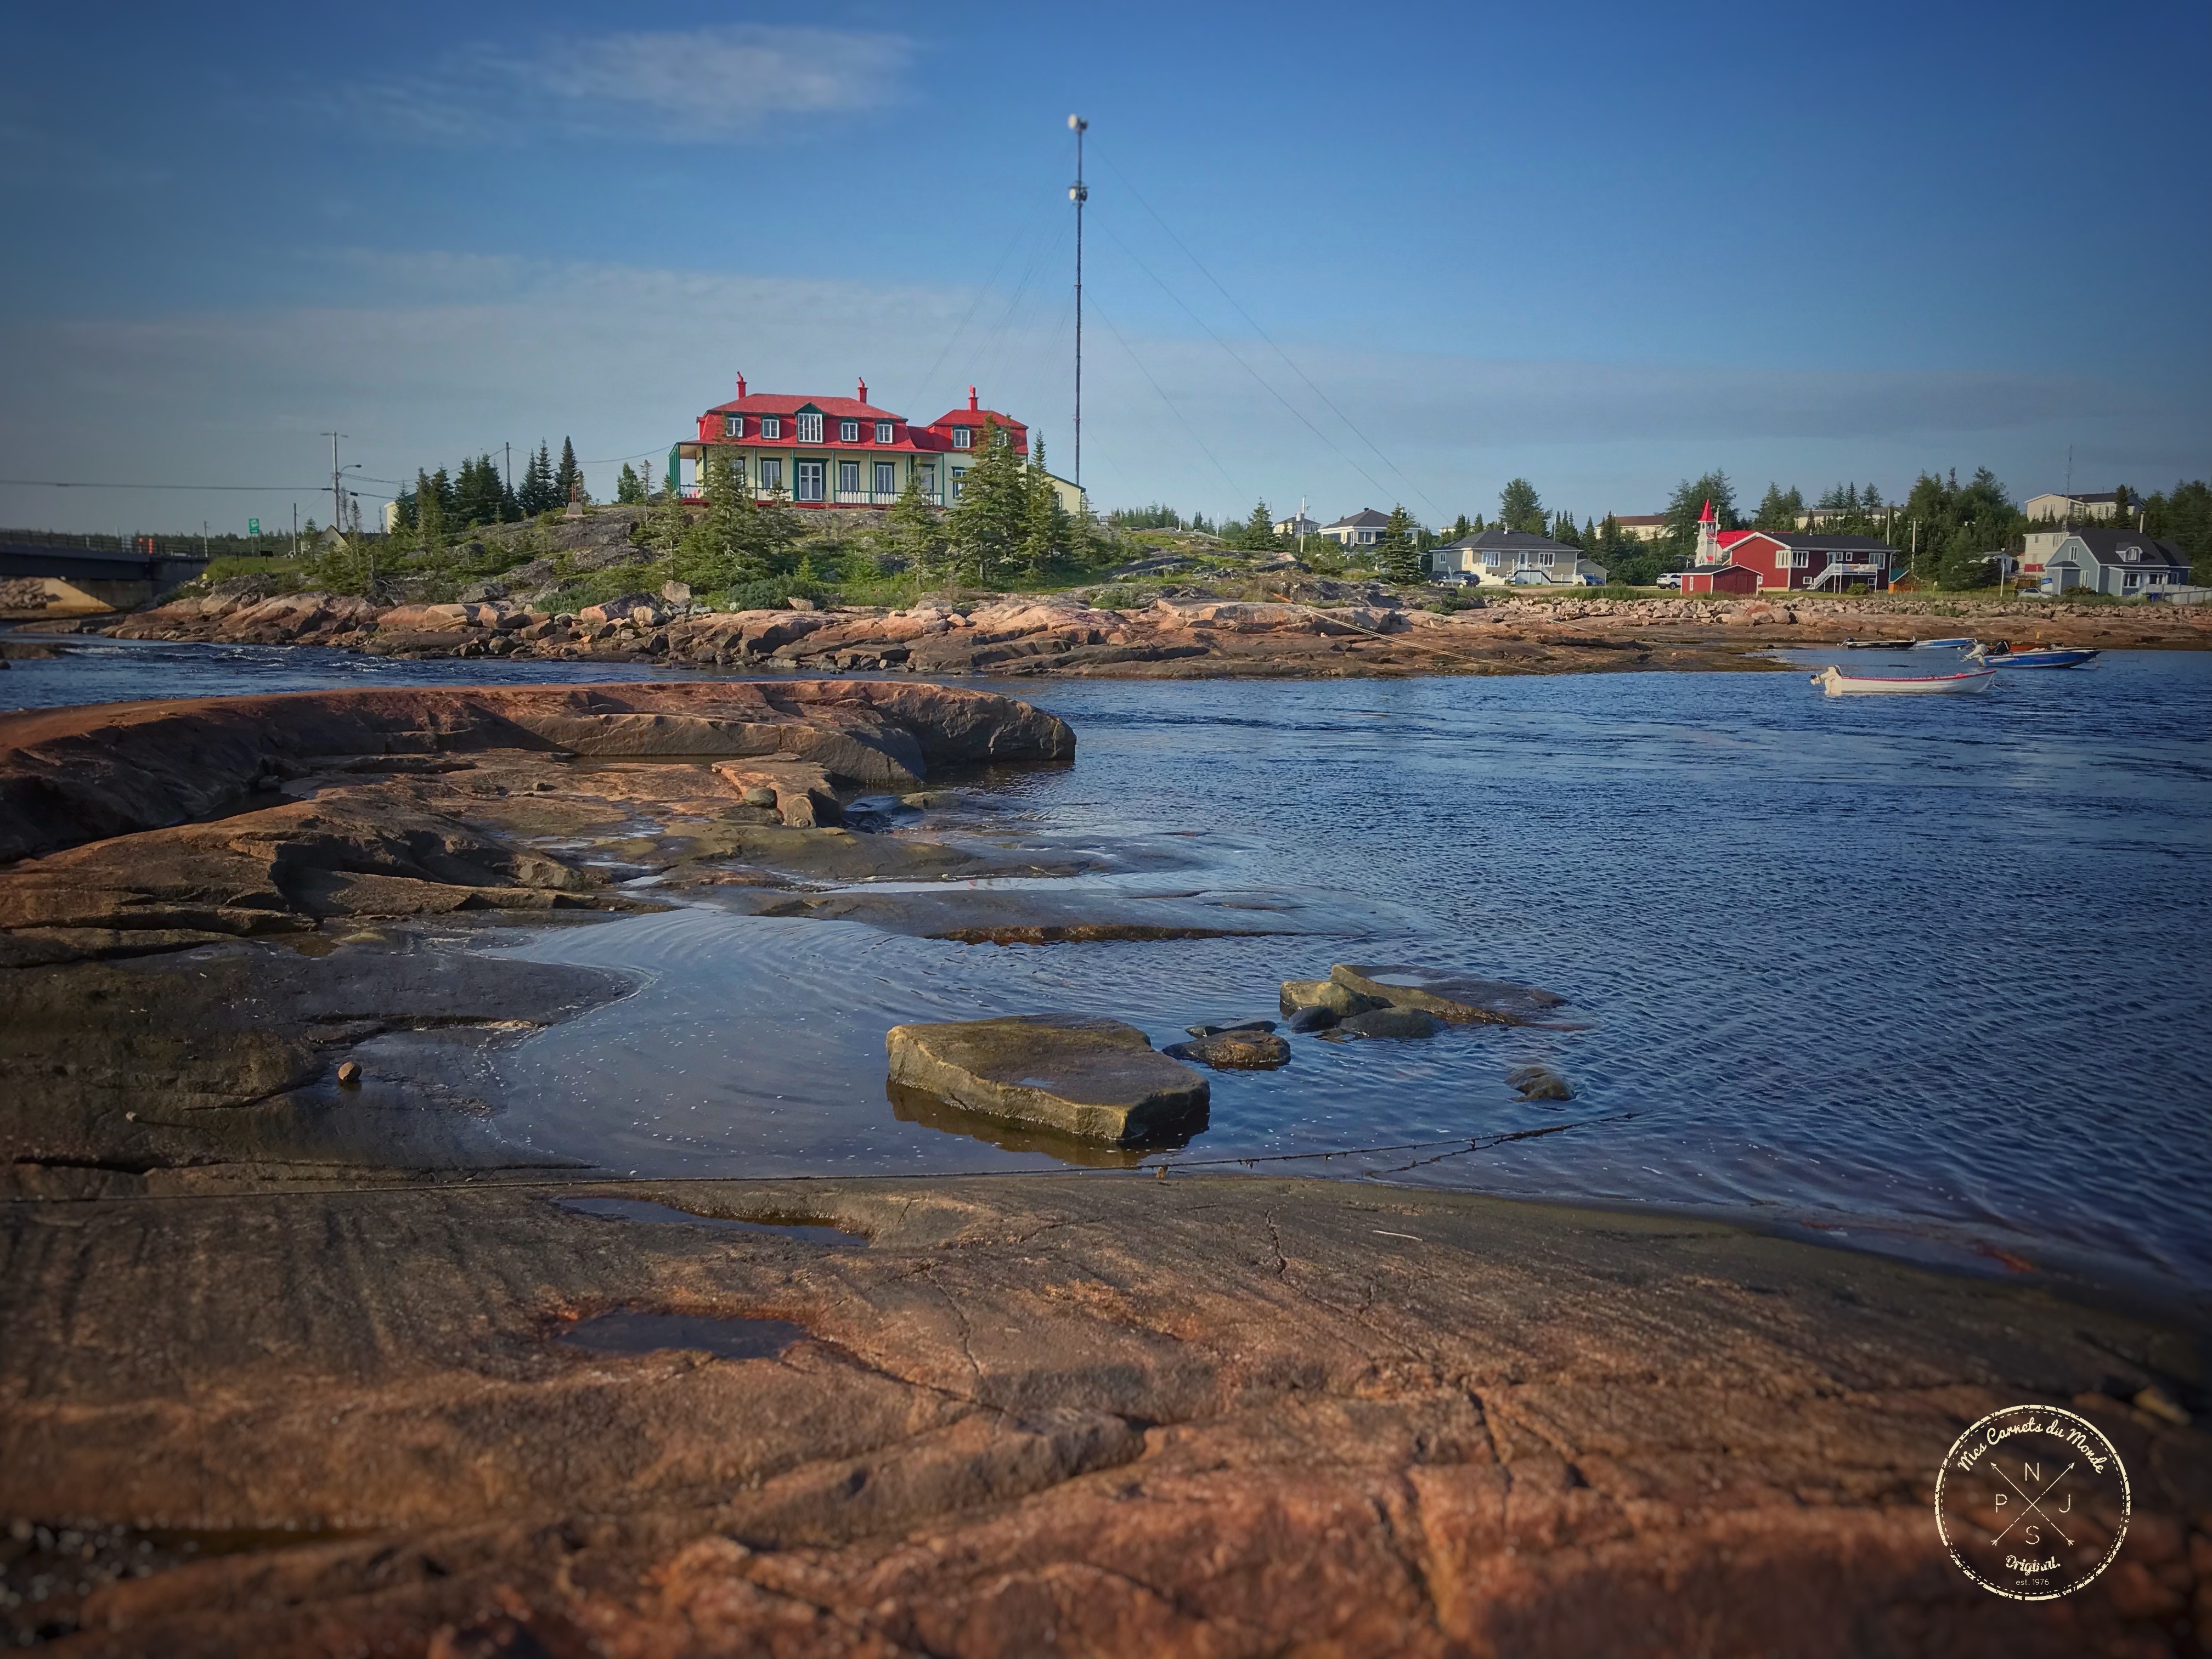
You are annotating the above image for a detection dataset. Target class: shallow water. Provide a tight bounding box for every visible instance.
[10,635,2211,1296]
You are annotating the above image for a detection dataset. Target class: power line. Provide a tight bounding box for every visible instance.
[1098,216,1397,510]
[1091,299,1246,500]
[0,479,323,491]
[1094,144,1444,520]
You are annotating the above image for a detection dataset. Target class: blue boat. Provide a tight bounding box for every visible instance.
[1916,636,1975,648]
[1966,642,2100,669]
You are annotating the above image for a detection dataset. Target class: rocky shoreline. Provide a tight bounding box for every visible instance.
[29,580,2207,678]
[3,682,2209,1655]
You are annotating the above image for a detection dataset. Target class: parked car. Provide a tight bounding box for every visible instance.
[1655,571,1683,590]
[1428,572,1479,588]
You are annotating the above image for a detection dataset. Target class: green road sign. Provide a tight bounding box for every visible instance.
[249,518,261,535]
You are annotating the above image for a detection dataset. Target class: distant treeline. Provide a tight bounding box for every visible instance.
[390,439,585,533]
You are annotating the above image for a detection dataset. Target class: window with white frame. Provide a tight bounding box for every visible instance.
[952,426,972,449]
[757,458,782,493]
[796,413,823,444]
[876,421,895,444]
[838,460,860,493]
[761,416,781,439]
[950,465,967,500]
[724,414,741,437]
[839,419,859,443]
[874,461,896,495]
[1792,549,1810,568]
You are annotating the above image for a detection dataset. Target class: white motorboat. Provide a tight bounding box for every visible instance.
[1811,665,1996,696]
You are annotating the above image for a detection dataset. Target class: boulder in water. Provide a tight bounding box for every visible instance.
[1336,1007,1441,1040]
[884,1015,1207,1146]
[1506,1064,1573,1101]
[1279,978,1387,1019]
[1329,964,1565,1025]
[1164,1029,1291,1070]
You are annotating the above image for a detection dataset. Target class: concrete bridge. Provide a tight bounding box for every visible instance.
[0,533,210,616]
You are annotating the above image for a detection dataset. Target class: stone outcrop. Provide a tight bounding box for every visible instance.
[97,583,2212,679]
[884,1015,1210,1145]
[3,1176,2205,1655]
[0,680,1073,865]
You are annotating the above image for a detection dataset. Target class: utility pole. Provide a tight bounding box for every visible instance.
[322,432,346,535]
[504,442,512,515]
[1068,115,1088,495]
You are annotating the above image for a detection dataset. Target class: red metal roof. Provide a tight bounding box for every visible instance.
[705,393,902,421]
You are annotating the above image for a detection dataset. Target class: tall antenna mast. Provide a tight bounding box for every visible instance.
[1068,115,1088,495]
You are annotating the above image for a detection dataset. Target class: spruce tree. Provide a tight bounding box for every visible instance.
[1498,478,1545,535]
[520,443,555,516]
[673,452,801,594]
[414,469,447,554]
[1376,505,1422,584]
[555,438,583,509]
[616,463,646,504]
[946,419,1028,584]
[1020,439,1071,578]
[888,469,947,588]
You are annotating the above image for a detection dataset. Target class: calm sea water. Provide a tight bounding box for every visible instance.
[8,635,2210,1296]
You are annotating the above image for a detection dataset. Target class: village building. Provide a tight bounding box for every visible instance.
[1607,513,1670,543]
[1678,499,1898,594]
[2024,490,2124,523]
[1319,509,1392,548]
[1272,510,1323,540]
[1429,527,1608,586]
[2038,527,2192,596]
[668,376,1081,515]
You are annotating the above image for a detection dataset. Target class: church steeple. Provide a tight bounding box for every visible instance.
[1696,498,1722,565]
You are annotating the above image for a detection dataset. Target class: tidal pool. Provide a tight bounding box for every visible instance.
[13,636,2210,1298]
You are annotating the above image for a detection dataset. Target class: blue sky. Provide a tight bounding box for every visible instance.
[2,0,2206,535]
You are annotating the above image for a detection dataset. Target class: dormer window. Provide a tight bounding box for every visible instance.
[2122,545,2142,562]
[761,416,781,439]
[839,419,859,443]
[992,428,1009,448]
[876,421,895,444]
[952,426,973,449]
[796,413,823,444]
[724,414,742,438]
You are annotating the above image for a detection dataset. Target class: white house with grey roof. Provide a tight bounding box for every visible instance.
[1319,508,1392,548]
[2038,528,2191,596]
[1429,527,1608,586]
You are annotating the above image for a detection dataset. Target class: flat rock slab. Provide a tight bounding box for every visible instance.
[1331,962,1568,1024]
[885,1014,1209,1146]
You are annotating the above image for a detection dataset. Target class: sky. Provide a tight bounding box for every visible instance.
[2,0,2207,537]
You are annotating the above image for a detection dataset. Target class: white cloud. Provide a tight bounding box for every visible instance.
[347,24,912,144]
[1,253,2198,534]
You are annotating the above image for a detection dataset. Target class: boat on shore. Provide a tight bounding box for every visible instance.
[1915,636,1975,649]
[1965,642,2100,669]
[1811,665,1997,696]
[1840,638,1916,650]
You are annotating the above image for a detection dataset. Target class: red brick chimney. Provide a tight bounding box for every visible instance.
[967,386,978,410]
[735,373,747,399]
[857,376,868,403]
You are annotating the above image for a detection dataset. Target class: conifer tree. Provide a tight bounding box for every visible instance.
[520,443,555,516]
[1498,478,1545,535]
[946,419,1029,583]
[1020,438,1071,578]
[616,463,646,504]
[888,469,947,587]
[555,438,583,509]
[414,469,447,553]
[1376,504,1422,584]
[674,451,799,593]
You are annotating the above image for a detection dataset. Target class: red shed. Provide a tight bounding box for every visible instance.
[1681,563,1760,595]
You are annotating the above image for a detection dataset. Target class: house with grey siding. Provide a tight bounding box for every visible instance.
[1429,527,1607,586]
[2038,528,2191,596]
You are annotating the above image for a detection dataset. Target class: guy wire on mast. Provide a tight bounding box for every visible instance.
[1069,115,1087,494]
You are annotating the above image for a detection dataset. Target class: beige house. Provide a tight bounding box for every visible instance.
[1320,509,1391,548]
[1607,514,1669,543]
[2024,491,2123,523]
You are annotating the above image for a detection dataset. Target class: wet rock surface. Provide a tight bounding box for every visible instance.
[1161,1027,1293,1070]
[884,1014,1211,1145]
[1331,963,1570,1025]
[2,1176,2205,1656]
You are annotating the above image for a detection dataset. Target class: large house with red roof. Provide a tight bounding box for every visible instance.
[668,375,1080,514]
[1678,499,1899,594]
